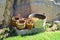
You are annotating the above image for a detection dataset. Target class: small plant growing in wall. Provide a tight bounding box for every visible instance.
[56,13,60,20]
[56,13,60,30]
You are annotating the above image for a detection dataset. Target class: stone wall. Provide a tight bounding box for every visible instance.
[0,0,14,27]
[0,0,6,25]
[3,0,14,27]
[0,0,60,27]
[30,0,60,22]
[13,0,31,18]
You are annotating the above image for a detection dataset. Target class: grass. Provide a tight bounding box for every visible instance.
[3,31,60,40]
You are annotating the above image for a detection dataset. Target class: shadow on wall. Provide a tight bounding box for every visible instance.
[13,0,31,18]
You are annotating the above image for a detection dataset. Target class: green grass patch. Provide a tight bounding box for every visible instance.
[3,31,60,40]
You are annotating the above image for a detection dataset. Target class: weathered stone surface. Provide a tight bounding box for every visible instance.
[30,0,60,22]
[0,0,60,27]
[0,0,6,25]
[3,0,14,27]
[14,0,31,18]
